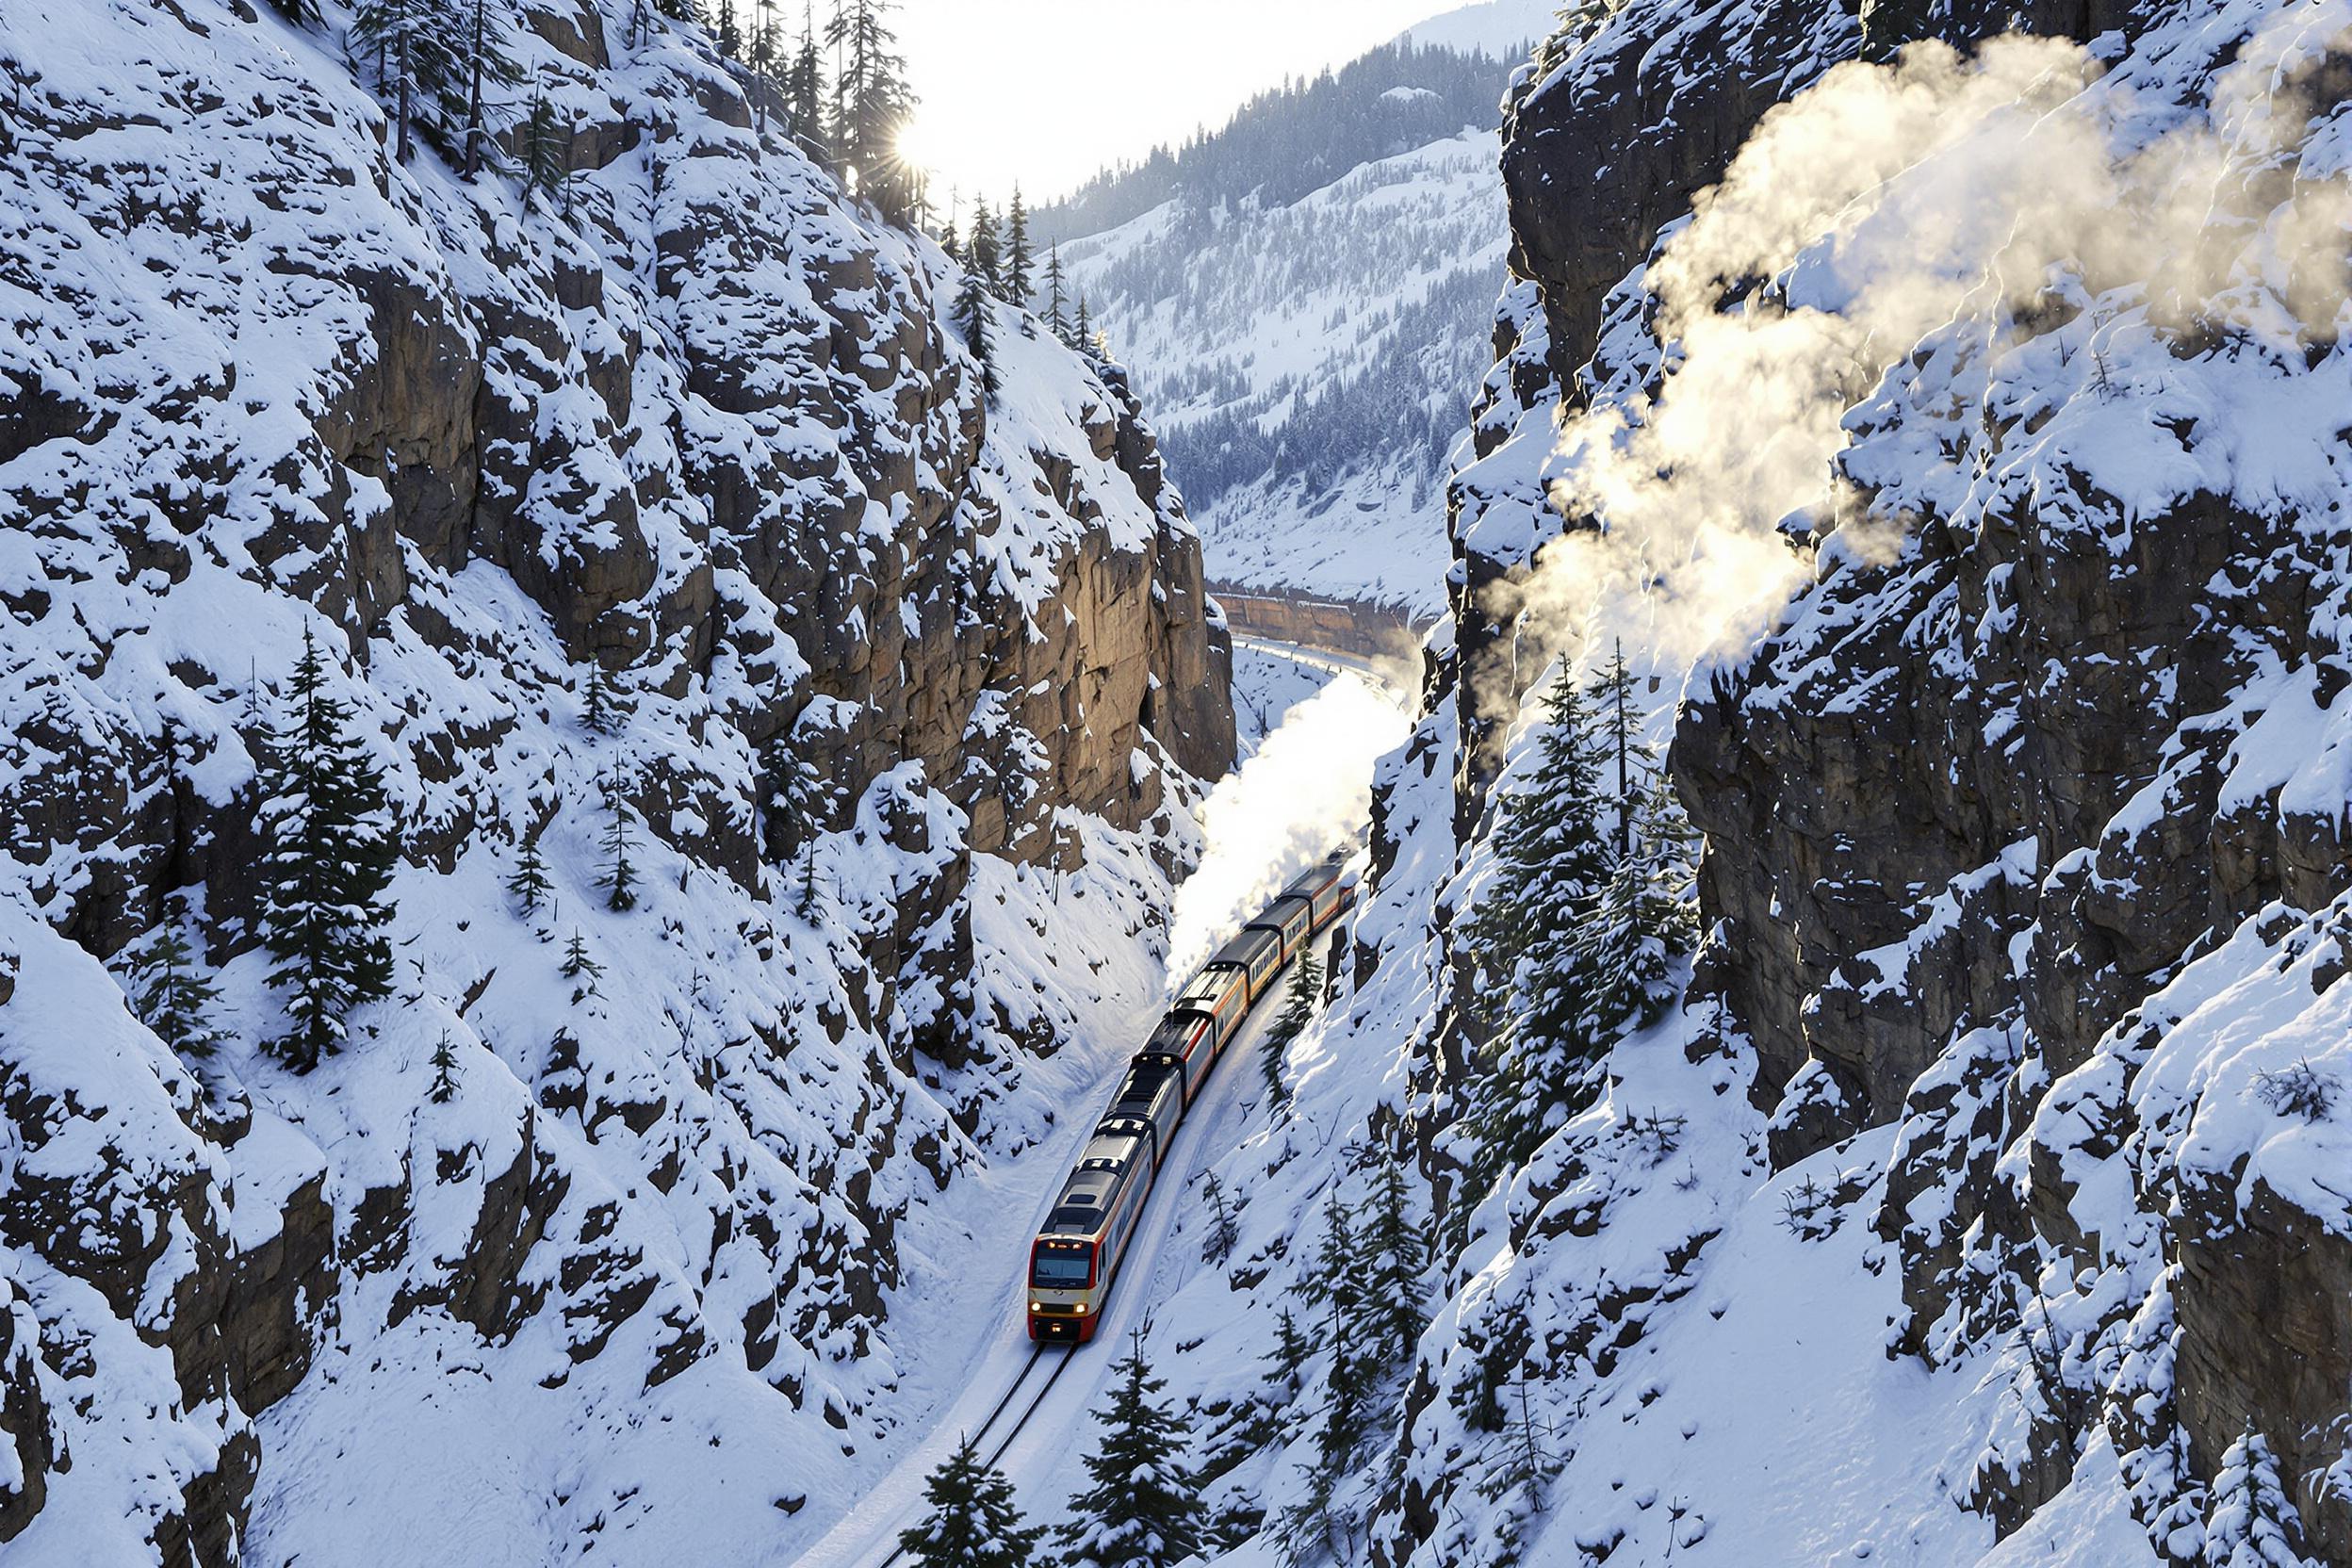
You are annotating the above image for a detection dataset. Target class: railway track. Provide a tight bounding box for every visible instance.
[869,1344,1079,1568]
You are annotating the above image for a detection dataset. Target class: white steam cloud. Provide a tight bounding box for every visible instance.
[1510,7,2352,691]
[1167,664,1414,988]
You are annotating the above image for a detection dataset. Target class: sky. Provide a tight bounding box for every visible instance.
[893,0,1461,205]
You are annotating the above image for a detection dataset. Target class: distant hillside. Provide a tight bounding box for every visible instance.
[1390,0,1559,56]
[1036,40,1512,249]
[1052,18,1535,614]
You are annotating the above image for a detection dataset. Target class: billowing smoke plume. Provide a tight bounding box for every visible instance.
[1510,5,2352,693]
[1167,664,1413,988]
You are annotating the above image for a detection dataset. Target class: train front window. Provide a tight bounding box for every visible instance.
[1032,1244,1092,1288]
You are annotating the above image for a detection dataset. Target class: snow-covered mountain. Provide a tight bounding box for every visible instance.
[1052,27,1531,619]
[0,0,1233,1559]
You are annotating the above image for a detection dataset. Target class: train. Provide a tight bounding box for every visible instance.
[1026,851,1356,1344]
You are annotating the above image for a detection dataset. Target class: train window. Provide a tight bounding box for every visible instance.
[1032,1242,1093,1286]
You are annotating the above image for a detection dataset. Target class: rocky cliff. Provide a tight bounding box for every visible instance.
[0,0,1232,1558]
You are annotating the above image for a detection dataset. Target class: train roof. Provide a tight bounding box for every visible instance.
[1044,1147,1134,1234]
[1148,1011,1214,1047]
[1283,860,1345,899]
[1214,925,1281,967]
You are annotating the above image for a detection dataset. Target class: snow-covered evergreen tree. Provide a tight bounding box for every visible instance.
[560,928,604,1001]
[1043,241,1069,340]
[968,201,1002,289]
[1266,1304,1311,1397]
[348,0,462,165]
[1574,773,1699,1040]
[1263,946,1321,1106]
[1200,1171,1240,1266]
[1463,667,1612,1177]
[123,912,230,1059]
[599,773,639,912]
[1055,1333,1205,1568]
[1359,1156,1427,1366]
[786,1,825,147]
[1004,187,1032,307]
[507,828,553,917]
[581,662,631,738]
[454,0,520,178]
[428,1032,461,1103]
[255,628,399,1073]
[956,268,999,400]
[2202,1425,2311,1568]
[518,90,567,202]
[898,1433,1041,1568]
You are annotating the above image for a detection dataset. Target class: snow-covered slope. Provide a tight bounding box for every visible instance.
[1065,129,1511,617]
[0,0,1233,1559]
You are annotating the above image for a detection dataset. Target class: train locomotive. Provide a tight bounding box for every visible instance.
[1026,851,1355,1344]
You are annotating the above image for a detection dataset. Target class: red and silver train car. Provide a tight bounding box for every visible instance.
[1028,852,1357,1343]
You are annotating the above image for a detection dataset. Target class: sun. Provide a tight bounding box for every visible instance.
[892,115,948,184]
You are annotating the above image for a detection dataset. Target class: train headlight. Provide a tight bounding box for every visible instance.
[1030,1301,1043,1312]
[1072,1303,1089,1314]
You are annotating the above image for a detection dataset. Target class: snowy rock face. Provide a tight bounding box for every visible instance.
[0,0,1231,1558]
[1200,1,2352,1566]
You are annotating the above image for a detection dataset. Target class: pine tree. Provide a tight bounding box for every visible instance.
[1463,667,1613,1177]
[939,213,961,264]
[581,663,631,738]
[1200,1171,1240,1266]
[1359,1156,1428,1365]
[968,201,1001,290]
[1573,772,1698,1042]
[506,828,553,917]
[455,0,522,179]
[349,0,463,165]
[1056,1333,1205,1568]
[786,2,825,147]
[898,1433,1041,1568]
[1265,1304,1311,1396]
[255,628,400,1073]
[560,928,604,1000]
[429,1031,461,1104]
[600,774,639,912]
[519,91,568,202]
[1262,946,1320,1107]
[715,0,742,57]
[1296,1200,1370,1467]
[1072,295,1094,356]
[1587,640,1642,858]
[125,917,230,1058]
[1003,186,1032,307]
[825,0,915,220]
[955,268,999,401]
[794,838,825,921]
[1043,242,1070,341]
[2202,1425,2310,1568]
